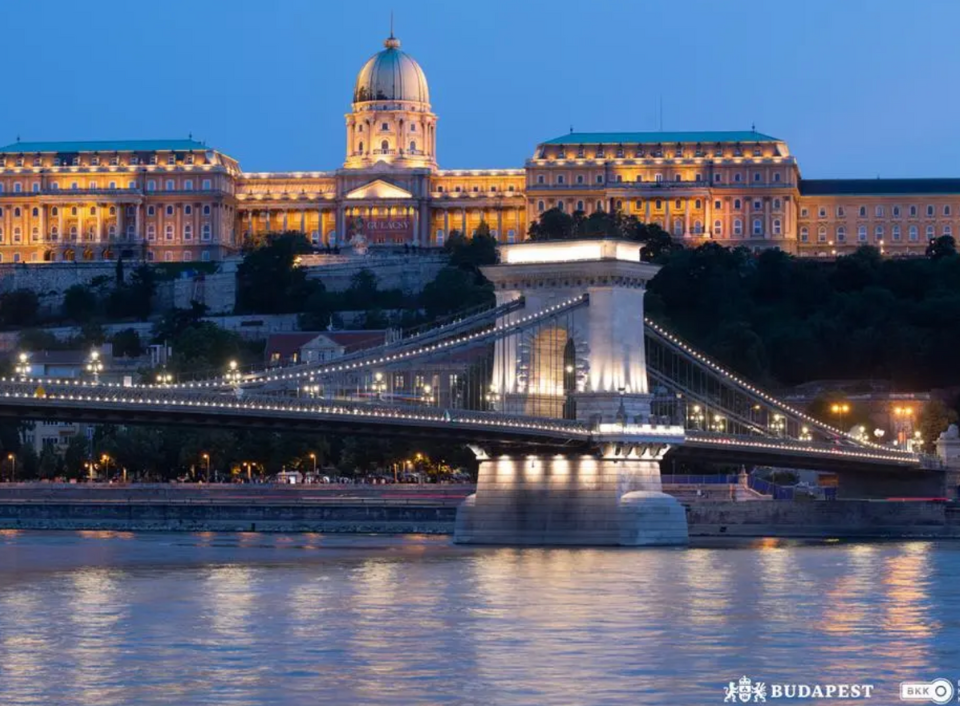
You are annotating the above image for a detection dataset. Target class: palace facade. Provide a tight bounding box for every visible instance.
[0,32,957,264]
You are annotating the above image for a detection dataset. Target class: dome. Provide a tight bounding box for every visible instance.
[353,35,430,105]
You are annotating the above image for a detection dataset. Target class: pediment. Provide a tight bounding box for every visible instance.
[345,179,413,200]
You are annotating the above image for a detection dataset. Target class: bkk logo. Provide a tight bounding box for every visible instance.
[723,676,876,702]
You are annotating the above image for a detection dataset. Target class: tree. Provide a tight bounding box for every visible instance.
[0,289,39,328]
[112,328,144,358]
[63,435,90,479]
[528,207,574,240]
[445,223,498,269]
[420,267,494,320]
[63,284,99,323]
[236,232,318,313]
[926,235,957,260]
[918,399,958,453]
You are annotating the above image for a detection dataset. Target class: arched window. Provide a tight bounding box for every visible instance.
[358,141,364,153]
[858,225,867,242]
[409,141,416,152]
[537,200,545,213]
[695,199,702,209]
[817,226,827,243]
[752,219,763,236]
[51,207,58,216]
[909,225,918,241]
[14,208,20,218]
[202,224,211,241]
[733,219,743,236]
[714,220,723,236]
[837,226,846,242]
[381,140,389,151]
[32,207,38,217]
[577,200,584,212]
[693,220,703,234]
[557,201,564,212]
[773,219,781,236]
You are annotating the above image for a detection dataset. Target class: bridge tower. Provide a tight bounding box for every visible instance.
[454,239,688,546]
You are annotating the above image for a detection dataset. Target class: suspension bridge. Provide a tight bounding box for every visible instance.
[0,238,935,545]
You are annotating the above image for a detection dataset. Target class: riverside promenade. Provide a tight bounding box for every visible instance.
[0,483,958,538]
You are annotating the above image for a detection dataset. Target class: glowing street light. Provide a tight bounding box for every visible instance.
[14,352,29,380]
[688,404,705,430]
[485,384,500,410]
[373,372,386,400]
[830,402,850,431]
[226,360,242,387]
[770,413,786,437]
[6,452,14,482]
[156,371,173,385]
[309,452,317,475]
[201,452,211,482]
[421,384,434,406]
[86,350,104,383]
[799,425,812,442]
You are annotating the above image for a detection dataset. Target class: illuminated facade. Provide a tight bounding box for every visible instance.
[1,32,956,264]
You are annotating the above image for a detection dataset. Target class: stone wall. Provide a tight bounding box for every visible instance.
[686,500,952,538]
[304,253,447,294]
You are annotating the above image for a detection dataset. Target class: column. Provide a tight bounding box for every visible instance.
[664,199,671,234]
[336,204,345,246]
[175,203,181,248]
[705,197,712,238]
[77,207,84,247]
[58,207,64,244]
[282,209,288,231]
[299,210,305,235]
[764,198,771,240]
[515,207,522,241]
[96,203,102,244]
[39,206,46,245]
[413,203,420,246]
[645,200,651,223]
[443,209,449,238]
[684,198,690,236]
[497,208,503,240]
[461,207,467,236]
[134,204,141,242]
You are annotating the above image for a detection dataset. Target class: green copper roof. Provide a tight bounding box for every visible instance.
[541,131,781,145]
[0,139,208,154]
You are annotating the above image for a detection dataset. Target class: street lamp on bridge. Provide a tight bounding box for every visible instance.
[86,350,104,383]
[485,384,500,411]
[830,402,850,431]
[309,452,317,475]
[421,384,434,407]
[226,360,242,387]
[688,404,705,430]
[770,413,786,437]
[156,371,173,386]
[14,352,29,381]
[201,452,211,482]
[6,453,14,482]
[893,406,914,447]
[373,372,386,401]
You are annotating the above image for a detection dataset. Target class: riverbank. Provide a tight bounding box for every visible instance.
[0,485,958,537]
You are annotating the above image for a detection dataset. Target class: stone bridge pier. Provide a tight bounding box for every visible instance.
[454,239,688,546]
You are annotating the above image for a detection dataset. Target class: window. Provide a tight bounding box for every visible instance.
[909,205,917,217]
[51,207,57,216]
[836,206,845,217]
[857,225,867,242]
[800,226,809,242]
[945,205,952,216]
[165,180,175,191]
[674,174,681,183]
[537,200,545,213]
[166,205,174,216]
[945,224,953,237]
[576,174,584,184]
[818,226,827,243]
[165,224,174,241]
[184,205,192,215]
[595,175,603,184]
[201,251,211,262]
[753,199,762,211]
[164,252,173,262]
[32,182,39,193]
[892,224,901,241]
[876,205,884,218]
[357,141,364,153]
[381,122,388,131]
[714,173,721,183]
[13,182,21,193]
[858,205,866,217]
[183,251,192,262]
[147,206,155,216]
[773,219,781,236]
[837,226,846,242]
[32,207,38,218]
[616,175,623,183]
[202,179,211,190]
[380,140,389,151]
[655,173,663,183]
[507,229,516,243]
[893,206,901,217]
[752,219,763,236]
[166,155,176,165]
[655,199,662,209]
[147,225,156,241]
[89,181,98,190]
[714,220,723,236]
[557,175,565,185]
[801,207,809,217]
[714,200,722,210]
[734,173,742,183]
[147,180,156,192]
[14,207,20,218]
[13,253,19,263]
[183,224,193,240]
[203,205,211,215]
[734,199,742,210]
[773,172,781,183]
[184,180,193,191]
[537,175,544,185]
[13,227,21,243]
[733,219,743,236]
[927,205,935,217]
[909,225,919,241]
[577,200,585,212]
[753,172,761,182]
[615,200,623,211]
[557,200,565,212]
[926,225,935,239]
[695,199,702,209]
[773,198,781,210]
[693,220,703,234]
[875,225,884,240]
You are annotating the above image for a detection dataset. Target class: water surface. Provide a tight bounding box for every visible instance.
[0,531,956,705]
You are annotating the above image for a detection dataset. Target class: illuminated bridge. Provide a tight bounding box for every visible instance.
[0,239,935,545]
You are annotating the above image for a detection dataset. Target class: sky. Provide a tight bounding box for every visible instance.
[1,0,958,178]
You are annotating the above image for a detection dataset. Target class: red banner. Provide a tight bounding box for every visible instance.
[346,215,413,244]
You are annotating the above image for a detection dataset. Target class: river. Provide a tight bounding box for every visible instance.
[0,531,955,705]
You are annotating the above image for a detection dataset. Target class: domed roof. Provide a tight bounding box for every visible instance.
[353,35,429,105]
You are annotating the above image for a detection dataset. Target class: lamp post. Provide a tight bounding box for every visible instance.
[421,384,434,407]
[893,406,914,447]
[101,453,112,480]
[830,402,850,432]
[912,430,924,454]
[6,453,14,483]
[309,452,317,475]
[799,426,812,442]
[202,452,210,482]
[873,428,886,445]
[485,384,500,411]
[226,360,242,387]
[156,371,173,386]
[14,352,29,381]
[711,414,726,433]
[689,404,705,430]
[770,413,786,437]
[373,372,386,401]
[86,350,104,383]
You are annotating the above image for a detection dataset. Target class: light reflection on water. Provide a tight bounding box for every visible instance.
[0,532,957,705]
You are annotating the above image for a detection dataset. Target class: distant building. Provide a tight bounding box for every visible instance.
[0,33,951,262]
[265,331,389,366]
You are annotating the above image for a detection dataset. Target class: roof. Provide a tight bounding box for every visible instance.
[540,130,781,146]
[0,139,208,154]
[319,331,388,352]
[800,178,960,196]
[265,333,324,359]
[265,331,388,360]
[354,35,429,104]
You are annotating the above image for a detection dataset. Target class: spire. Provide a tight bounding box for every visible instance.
[384,12,400,48]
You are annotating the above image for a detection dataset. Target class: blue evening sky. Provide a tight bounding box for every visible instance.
[1,0,957,178]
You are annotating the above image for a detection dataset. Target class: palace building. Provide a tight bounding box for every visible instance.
[0,32,957,265]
